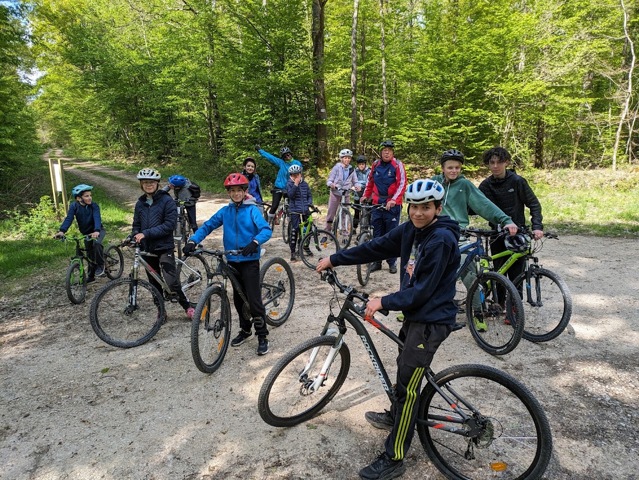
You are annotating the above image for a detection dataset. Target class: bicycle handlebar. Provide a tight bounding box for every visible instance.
[320,268,389,317]
[193,248,242,258]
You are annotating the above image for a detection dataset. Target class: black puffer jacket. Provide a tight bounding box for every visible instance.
[132,189,177,252]
[479,170,543,231]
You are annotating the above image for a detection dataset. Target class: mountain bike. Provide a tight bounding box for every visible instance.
[190,248,295,373]
[267,189,291,244]
[331,188,354,248]
[89,240,212,348]
[172,199,192,257]
[489,228,572,343]
[257,269,552,480]
[456,228,525,355]
[58,234,124,304]
[351,203,385,286]
[294,206,340,269]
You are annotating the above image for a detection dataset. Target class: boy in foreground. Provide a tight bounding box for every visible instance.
[184,173,272,355]
[316,179,460,480]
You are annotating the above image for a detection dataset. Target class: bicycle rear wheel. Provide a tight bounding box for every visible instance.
[299,229,340,269]
[191,285,232,374]
[281,210,290,244]
[356,232,372,286]
[258,335,351,427]
[89,278,165,348]
[515,267,572,343]
[66,259,87,304]
[466,271,525,355]
[104,245,124,280]
[260,257,295,327]
[178,254,211,307]
[417,364,552,480]
[332,207,353,248]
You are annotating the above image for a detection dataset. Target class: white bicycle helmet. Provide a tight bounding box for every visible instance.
[288,164,303,174]
[137,168,161,181]
[405,179,445,204]
[504,233,529,253]
[339,148,353,158]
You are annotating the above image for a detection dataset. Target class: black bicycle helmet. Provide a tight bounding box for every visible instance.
[504,233,529,253]
[356,155,367,164]
[380,140,395,149]
[440,149,465,164]
[280,147,293,158]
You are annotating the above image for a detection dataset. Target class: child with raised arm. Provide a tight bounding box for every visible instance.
[255,145,302,224]
[183,173,273,355]
[316,179,460,480]
[54,184,106,282]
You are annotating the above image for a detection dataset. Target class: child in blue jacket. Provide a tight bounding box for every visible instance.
[286,164,313,262]
[183,173,273,355]
[54,184,106,281]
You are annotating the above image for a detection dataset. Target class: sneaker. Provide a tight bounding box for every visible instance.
[186,307,195,320]
[257,337,269,356]
[290,253,299,262]
[303,248,313,257]
[86,277,96,284]
[364,410,394,431]
[231,330,252,347]
[369,262,382,273]
[473,316,488,332]
[389,264,398,274]
[358,452,405,480]
[95,266,105,277]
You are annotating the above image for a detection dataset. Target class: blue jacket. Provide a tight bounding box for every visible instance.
[189,199,272,262]
[330,215,461,325]
[257,149,302,189]
[243,171,263,204]
[59,201,103,235]
[132,189,176,252]
[286,178,313,214]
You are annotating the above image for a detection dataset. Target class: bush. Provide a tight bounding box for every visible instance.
[4,196,61,240]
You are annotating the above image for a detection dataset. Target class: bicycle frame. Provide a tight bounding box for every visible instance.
[316,270,481,436]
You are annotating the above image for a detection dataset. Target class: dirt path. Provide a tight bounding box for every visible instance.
[1,153,638,479]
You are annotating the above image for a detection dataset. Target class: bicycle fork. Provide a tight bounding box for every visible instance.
[524,260,544,307]
[298,318,345,394]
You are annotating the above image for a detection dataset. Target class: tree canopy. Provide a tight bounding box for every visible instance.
[11,0,639,170]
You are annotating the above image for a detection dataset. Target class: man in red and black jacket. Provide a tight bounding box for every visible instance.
[361,139,407,274]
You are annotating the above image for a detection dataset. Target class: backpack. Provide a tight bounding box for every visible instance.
[188,182,201,199]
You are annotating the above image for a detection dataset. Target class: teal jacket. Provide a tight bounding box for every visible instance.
[256,149,302,189]
[431,174,513,229]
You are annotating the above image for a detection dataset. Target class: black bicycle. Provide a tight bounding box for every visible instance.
[190,248,295,373]
[258,269,552,479]
[57,234,124,304]
[351,203,384,286]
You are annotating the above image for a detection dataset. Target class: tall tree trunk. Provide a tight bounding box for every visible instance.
[379,0,388,131]
[350,0,360,150]
[534,116,545,168]
[612,0,636,171]
[312,0,329,166]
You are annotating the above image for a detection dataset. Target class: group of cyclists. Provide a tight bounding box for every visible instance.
[56,140,543,480]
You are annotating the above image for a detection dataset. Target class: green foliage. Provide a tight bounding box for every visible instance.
[2,195,60,240]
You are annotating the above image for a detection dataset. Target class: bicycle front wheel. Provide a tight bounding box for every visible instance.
[515,267,572,343]
[332,207,353,248]
[466,271,525,355]
[258,335,351,427]
[191,285,232,374]
[66,260,87,304]
[178,254,211,307]
[355,232,372,286]
[89,278,165,348]
[417,364,552,480]
[299,229,340,269]
[281,211,290,244]
[104,245,124,280]
[260,257,295,327]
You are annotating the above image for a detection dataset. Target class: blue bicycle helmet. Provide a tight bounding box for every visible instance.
[168,175,187,187]
[71,184,93,197]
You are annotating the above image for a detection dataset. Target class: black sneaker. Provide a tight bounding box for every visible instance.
[364,410,394,431]
[358,452,405,480]
[95,266,105,277]
[369,262,382,273]
[290,253,299,262]
[257,337,269,356]
[389,264,398,274]
[231,330,252,347]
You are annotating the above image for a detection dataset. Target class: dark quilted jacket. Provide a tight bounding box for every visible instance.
[132,189,177,252]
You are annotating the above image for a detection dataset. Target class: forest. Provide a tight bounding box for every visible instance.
[0,0,637,183]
